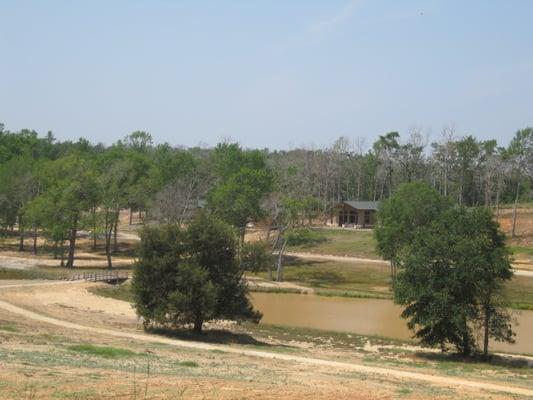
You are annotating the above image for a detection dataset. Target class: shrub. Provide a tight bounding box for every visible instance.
[286,228,326,247]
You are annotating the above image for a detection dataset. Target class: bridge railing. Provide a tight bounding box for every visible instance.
[68,271,131,282]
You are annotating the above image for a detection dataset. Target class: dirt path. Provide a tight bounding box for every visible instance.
[0,281,531,397]
[0,253,134,270]
[286,252,388,265]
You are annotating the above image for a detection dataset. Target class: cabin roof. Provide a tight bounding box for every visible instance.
[340,201,380,210]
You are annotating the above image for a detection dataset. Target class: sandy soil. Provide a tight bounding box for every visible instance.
[0,281,531,399]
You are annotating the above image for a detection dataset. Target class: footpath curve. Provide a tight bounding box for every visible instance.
[0,281,532,397]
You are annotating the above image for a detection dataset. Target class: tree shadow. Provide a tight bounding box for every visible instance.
[415,351,532,368]
[146,325,289,349]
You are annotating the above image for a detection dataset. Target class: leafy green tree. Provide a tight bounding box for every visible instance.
[40,155,98,267]
[132,212,261,333]
[97,158,134,268]
[381,184,515,356]
[0,156,40,249]
[375,182,449,278]
[25,193,70,263]
[506,128,533,237]
[373,132,400,197]
[269,197,304,281]
[167,263,217,333]
[240,241,272,273]
[208,167,272,244]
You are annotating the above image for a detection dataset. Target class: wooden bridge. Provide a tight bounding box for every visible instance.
[68,271,131,284]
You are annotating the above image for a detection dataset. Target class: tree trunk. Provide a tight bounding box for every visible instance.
[32,226,37,255]
[60,239,65,267]
[113,212,119,253]
[129,208,133,225]
[105,234,113,269]
[193,317,203,334]
[511,181,520,238]
[66,214,78,268]
[92,206,97,251]
[462,324,470,357]
[276,238,287,282]
[53,240,58,260]
[483,304,490,359]
[104,211,113,269]
[18,217,24,252]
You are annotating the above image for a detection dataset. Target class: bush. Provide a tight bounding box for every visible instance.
[286,228,326,247]
[240,241,272,272]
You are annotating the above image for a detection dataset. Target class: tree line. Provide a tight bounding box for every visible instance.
[1,122,532,270]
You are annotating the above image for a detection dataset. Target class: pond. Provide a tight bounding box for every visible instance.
[251,292,533,355]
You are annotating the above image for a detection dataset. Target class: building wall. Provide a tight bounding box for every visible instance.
[337,204,375,227]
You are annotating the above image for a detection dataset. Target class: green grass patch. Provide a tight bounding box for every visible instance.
[67,344,139,358]
[316,289,391,300]
[505,275,533,311]
[176,360,199,367]
[0,323,18,332]
[89,283,133,302]
[286,228,327,247]
[249,286,307,294]
[510,246,533,257]
[0,267,65,280]
[397,387,412,396]
[287,228,379,258]
[257,259,392,296]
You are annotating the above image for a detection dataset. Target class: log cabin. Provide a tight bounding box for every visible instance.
[336,201,380,228]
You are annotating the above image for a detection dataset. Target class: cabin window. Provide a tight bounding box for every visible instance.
[364,210,371,225]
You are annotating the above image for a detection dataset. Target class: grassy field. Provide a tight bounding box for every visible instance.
[506,275,533,310]
[287,228,379,258]
[94,259,533,310]
[255,258,392,299]
[286,228,533,261]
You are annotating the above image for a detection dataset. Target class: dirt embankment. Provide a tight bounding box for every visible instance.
[0,281,532,399]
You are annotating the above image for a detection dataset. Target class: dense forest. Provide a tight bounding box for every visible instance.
[1,122,532,268]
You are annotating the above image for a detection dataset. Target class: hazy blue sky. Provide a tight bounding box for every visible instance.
[1,1,532,149]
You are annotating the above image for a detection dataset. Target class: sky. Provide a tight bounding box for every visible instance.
[1,0,532,150]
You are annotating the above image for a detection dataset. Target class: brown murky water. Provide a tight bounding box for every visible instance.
[251,292,533,355]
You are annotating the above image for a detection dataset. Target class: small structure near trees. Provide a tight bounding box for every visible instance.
[336,201,380,228]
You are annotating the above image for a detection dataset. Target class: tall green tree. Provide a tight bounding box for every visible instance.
[208,167,272,244]
[379,183,515,356]
[375,182,449,278]
[132,212,261,333]
[41,156,98,267]
[507,128,533,237]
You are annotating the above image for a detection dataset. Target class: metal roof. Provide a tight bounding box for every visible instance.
[341,201,380,210]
